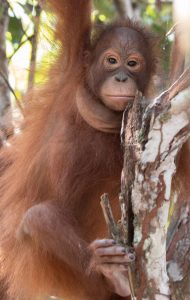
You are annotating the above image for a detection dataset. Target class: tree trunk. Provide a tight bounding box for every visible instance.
[101,70,190,299]
[27,4,42,91]
[0,0,13,145]
[113,0,134,19]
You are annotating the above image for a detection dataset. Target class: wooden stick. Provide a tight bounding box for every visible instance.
[100,193,136,300]
[100,193,120,242]
[151,65,190,112]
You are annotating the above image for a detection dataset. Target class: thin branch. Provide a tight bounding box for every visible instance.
[8,35,33,61]
[0,70,24,115]
[100,193,136,299]
[153,65,190,109]
[100,193,120,242]
[166,65,190,100]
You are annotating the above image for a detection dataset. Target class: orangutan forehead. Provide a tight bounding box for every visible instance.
[94,27,147,54]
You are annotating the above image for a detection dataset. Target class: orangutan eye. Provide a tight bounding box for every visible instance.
[107,57,117,64]
[127,60,138,67]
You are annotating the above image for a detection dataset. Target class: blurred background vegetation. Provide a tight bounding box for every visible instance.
[0,0,174,143]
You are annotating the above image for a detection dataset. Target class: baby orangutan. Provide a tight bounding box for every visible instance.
[0,1,157,299]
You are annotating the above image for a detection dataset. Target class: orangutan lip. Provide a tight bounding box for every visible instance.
[106,95,135,99]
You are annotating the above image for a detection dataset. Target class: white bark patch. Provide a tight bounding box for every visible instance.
[141,87,190,166]
[171,87,190,117]
[141,125,161,164]
[158,151,177,201]
[132,171,149,214]
[133,224,142,245]
[141,112,189,165]
[163,169,174,201]
[155,296,170,300]
[160,112,189,155]
[133,198,172,295]
[167,262,183,282]
[158,202,171,228]
[181,204,189,224]
[145,227,170,296]
[172,191,178,204]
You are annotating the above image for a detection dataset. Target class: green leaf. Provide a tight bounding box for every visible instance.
[8,16,24,45]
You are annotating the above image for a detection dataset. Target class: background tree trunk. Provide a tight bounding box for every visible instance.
[0,0,13,145]
[27,4,42,91]
[113,0,134,18]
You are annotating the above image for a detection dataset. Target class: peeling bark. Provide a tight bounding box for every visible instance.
[132,92,190,299]
[166,139,190,299]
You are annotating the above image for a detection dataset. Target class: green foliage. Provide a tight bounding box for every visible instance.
[143,2,172,37]
[8,16,23,45]
[142,2,173,72]
[93,0,115,23]
[5,0,41,94]
[7,0,39,50]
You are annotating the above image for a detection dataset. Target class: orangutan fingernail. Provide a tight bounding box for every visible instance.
[122,248,126,253]
[128,248,135,254]
[129,254,135,261]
